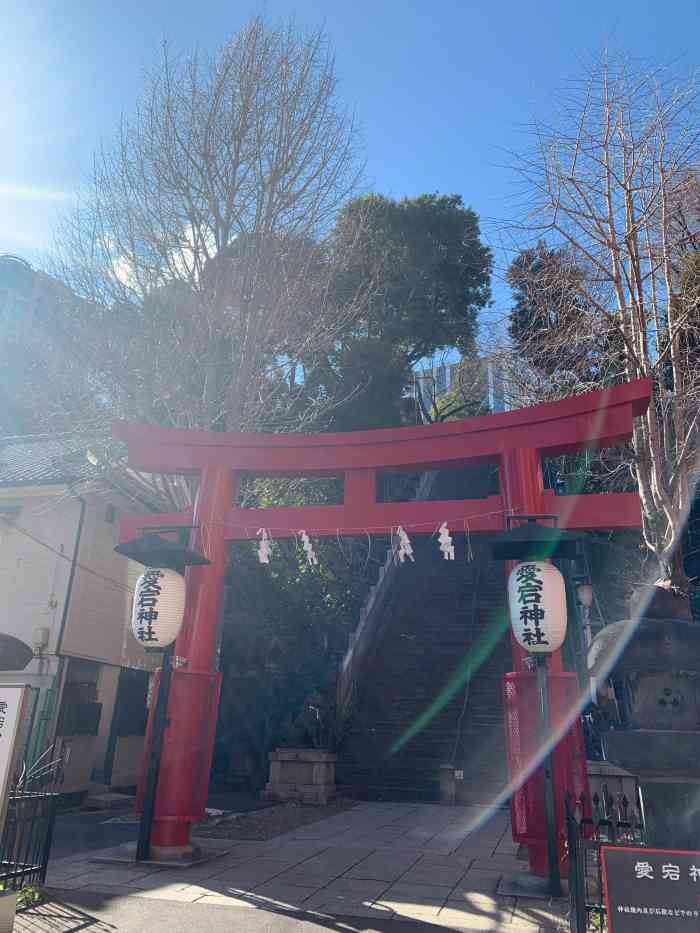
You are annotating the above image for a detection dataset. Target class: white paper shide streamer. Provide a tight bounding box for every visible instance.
[395,526,414,563]
[438,522,455,560]
[257,528,272,564]
[299,530,318,566]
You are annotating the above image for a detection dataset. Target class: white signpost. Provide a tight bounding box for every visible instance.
[0,686,29,831]
[0,685,30,933]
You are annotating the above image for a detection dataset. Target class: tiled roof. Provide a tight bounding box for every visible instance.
[0,432,190,512]
[0,434,100,488]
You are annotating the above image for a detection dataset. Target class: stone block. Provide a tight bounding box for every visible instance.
[347,852,420,881]
[209,857,291,888]
[303,878,391,915]
[251,880,317,907]
[512,896,570,929]
[440,764,456,804]
[451,868,503,893]
[263,748,337,805]
[400,858,468,887]
[436,904,531,931]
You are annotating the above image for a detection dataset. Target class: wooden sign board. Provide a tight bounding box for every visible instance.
[602,845,700,931]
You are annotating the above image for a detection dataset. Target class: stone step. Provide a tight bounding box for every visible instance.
[83,790,136,811]
[338,534,512,803]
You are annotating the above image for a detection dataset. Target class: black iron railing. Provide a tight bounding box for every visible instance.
[0,750,64,894]
[567,789,646,932]
[0,791,58,890]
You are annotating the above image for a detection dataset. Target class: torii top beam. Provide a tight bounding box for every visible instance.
[116,378,651,542]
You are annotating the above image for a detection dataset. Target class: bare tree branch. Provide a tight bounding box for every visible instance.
[500,53,700,589]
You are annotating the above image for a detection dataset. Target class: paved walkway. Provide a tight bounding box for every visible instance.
[45,803,569,931]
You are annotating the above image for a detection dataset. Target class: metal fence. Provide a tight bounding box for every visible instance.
[567,789,646,932]
[0,750,64,893]
[0,791,58,890]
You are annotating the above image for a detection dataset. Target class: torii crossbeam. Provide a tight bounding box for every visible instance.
[116,378,650,859]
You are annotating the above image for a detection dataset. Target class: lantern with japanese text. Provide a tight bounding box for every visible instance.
[507,561,567,654]
[131,568,186,650]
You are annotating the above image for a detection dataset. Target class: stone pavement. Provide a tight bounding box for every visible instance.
[45,802,569,931]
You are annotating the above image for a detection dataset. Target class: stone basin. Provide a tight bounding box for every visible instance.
[588,617,700,677]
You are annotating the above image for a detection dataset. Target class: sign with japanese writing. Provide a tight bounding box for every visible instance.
[0,686,30,837]
[130,567,186,650]
[507,561,567,653]
[602,845,700,930]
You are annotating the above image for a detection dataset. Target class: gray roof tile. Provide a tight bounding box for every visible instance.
[0,434,99,488]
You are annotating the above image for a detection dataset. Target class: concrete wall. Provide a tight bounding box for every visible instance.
[0,485,150,671]
[0,485,154,788]
[91,664,120,782]
[60,497,150,669]
[0,487,78,659]
[110,735,145,789]
[56,734,97,794]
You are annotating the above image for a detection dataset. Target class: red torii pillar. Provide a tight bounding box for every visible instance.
[116,378,650,859]
[141,468,234,855]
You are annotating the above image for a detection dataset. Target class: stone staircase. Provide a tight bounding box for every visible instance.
[337,532,512,802]
[337,470,438,714]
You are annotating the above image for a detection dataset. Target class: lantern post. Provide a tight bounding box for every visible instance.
[115,530,210,862]
[137,642,174,861]
[536,652,561,897]
[493,517,578,899]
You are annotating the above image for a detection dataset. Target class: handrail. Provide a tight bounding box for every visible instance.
[337,470,437,711]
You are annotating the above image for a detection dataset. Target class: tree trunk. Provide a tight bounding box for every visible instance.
[660,543,690,598]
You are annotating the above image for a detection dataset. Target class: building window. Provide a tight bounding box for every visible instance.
[56,659,102,737]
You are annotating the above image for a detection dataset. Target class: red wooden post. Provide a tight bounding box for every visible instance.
[141,466,234,858]
[500,448,565,671]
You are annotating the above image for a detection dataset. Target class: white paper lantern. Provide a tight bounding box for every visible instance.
[507,561,567,654]
[131,567,186,650]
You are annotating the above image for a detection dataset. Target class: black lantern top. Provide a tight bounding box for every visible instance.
[491,515,580,561]
[114,530,210,570]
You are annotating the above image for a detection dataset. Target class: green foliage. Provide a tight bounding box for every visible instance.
[0,882,41,911]
[213,194,494,780]
[432,356,491,422]
[312,338,412,431]
[215,536,369,787]
[506,241,625,388]
[323,193,492,430]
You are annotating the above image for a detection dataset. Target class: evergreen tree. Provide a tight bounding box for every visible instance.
[506,241,625,392]
[323,193,492,430]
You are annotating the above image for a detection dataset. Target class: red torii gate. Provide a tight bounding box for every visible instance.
[116,377,650,859]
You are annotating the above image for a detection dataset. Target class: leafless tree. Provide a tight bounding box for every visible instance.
[48,17,367,439]
[503,55,700,590]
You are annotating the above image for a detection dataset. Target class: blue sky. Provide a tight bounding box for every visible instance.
[3,0,699,314]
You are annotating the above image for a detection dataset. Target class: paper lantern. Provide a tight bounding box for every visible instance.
[507,561,567,654]
[131,567,186,650]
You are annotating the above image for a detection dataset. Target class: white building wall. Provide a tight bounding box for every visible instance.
[0,487,79,662]
[60,498,149,669]
[0,486,149,671]
[0,485,151,785]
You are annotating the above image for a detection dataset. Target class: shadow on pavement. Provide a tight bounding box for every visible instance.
[46,889,466,932]
[15,898,116,933]
[50,791,270,861]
